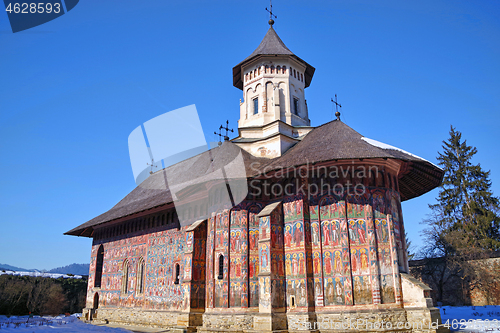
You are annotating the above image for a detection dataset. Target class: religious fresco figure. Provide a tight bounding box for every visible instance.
[331,220,339,246]
[334,250,342,274]
[260,244,269,270]
[313,252,321,274]
[292,253,299,276]
[294,222,303,248]
[325,278,334,304]
[351,248,358,272]
[357,220,367,244]
[296,200,302,218]
[322,221,331,246]
[299,252,305,275]
[360,248,369,271]
[236,258,242,278]
[372,192,385,218]
[311,222,320,245]
[349,220,358,243]
[236,231,241,252]
[335,277,344,304]
[324,251,332,275]
[284,225,292,248]
[285,254,292,275]
[278,254,285,276]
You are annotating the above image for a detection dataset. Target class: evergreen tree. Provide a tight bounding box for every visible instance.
[424,126,500,255]
[416,126,500,304]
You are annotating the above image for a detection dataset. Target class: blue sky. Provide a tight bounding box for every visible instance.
[0,0,499,270]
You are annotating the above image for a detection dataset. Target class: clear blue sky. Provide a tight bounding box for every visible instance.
[1,1,499,270]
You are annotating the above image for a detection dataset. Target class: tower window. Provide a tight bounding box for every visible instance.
[293,98,299,115]
[253,97,259,115]
[218,254,224,280]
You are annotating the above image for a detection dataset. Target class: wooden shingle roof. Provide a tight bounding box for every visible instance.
[232,26,315,90]
[65,120,443,237]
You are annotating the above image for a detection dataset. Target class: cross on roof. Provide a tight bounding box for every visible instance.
[147,158,159,174]
[214,120,234,146]
[331,94,342,120]
[265,0,277,25]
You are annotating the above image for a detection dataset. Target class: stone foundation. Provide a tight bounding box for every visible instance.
[200,312,254,331]
[80,275,448,333]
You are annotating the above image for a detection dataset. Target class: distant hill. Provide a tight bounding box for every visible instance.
[0,263,37,272]
[48,263,89,275]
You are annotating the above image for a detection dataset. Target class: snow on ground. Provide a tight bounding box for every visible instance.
[0,315,132,332]
[0,307,498,332]
[439,305,500,332]
[0,270,83,279]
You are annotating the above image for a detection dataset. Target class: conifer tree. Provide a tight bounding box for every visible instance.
[416,127,500,303]
[425,126,500,255]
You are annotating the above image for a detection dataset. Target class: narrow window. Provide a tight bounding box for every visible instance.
[218,255,224,280]
[253,97,259,114]
[293,98,299,115]
[137,258,145,294]
[94,245,104,288]
[174,264,180,284]
[121,260,129,294]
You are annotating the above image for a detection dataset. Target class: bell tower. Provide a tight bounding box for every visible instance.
[232,20,315,158]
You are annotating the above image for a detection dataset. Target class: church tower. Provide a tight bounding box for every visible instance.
[232,20,315,158]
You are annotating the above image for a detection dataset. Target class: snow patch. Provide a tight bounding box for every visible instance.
[0,314,132,332]
[361,137,440,168]
[0,270,82,279]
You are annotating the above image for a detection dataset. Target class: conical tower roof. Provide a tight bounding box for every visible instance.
[232,26,315,90]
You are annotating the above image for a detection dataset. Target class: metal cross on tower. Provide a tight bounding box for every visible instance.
[214,120,234,146]
[331,94,342,120]
[266,0,277,26]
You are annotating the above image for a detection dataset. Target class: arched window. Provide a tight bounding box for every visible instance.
[94,245,104,288]
[301,73,304,82]
[294,69,296,78]
[174,263,180,284]
[277,66,281,73]
[271,65,275,74]
[282,66,286,74]
[93,293,99,309]
[136,258,145,294]
[218,254,224,280]
[121,259,129,294]
[265,65,269,74]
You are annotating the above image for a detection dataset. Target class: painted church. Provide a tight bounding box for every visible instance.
[66,19,448,333]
